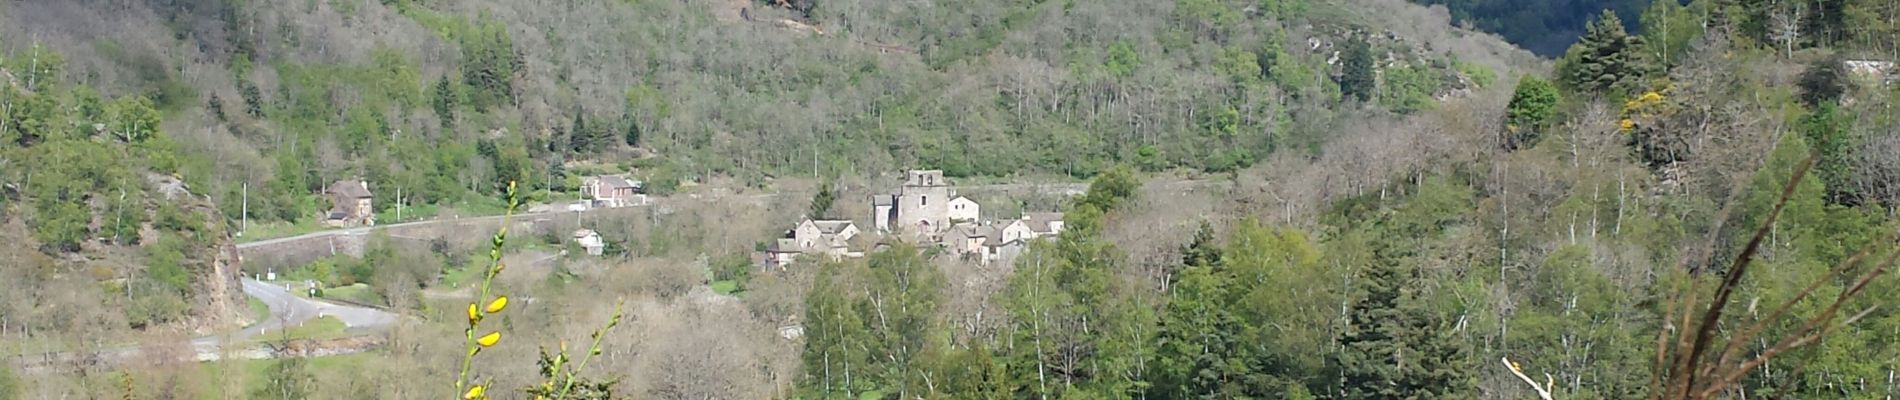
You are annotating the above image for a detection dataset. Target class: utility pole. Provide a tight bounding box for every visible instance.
[241,182,248,236]
[396,186,403,223]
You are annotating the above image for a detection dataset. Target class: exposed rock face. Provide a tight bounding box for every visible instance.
[144,173,246,331]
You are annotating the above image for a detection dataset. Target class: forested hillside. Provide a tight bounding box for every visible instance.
[0,0,1536,236]
[4,0,1900,398]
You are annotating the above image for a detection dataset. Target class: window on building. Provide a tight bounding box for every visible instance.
[922,196,928,206]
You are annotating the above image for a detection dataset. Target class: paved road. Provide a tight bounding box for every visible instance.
[224,279,397,343]
[9,280,397,368]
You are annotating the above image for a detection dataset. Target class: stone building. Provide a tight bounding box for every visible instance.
[323,180,374,227]
[872,170,960,234]
[764,219,864,269]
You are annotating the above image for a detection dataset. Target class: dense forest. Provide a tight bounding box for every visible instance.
[3,0,1900,398]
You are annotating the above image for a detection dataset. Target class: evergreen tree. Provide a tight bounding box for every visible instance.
[1557,10,1649,95]
[432,76,457,131]
[1178,220,1222,280]
[1339,36,1377,102]
[207,93,227,122]
[1153,264,1244,399]
[1335,258,1468,400]
[1333,180,1473,400]
[808,180,836,219]
[623,113,642,147]
[1804,0,1848,46]
[568,111,591,153]
[1797,54,1849,107]
[461,16,518,110]
[239,79,266,118]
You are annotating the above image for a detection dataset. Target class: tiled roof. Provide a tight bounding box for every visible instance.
[598,176,637,191]
[327,180,371,198]
[812,220,856,234]
[1023,212,1064,232]
[768,238,801,253]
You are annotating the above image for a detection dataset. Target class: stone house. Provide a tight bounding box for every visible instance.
[573,229,605,256]
[765,238,803,269]
[582,175,644,207]
[766,219,864,269]
[981,237,1027,265]
[1022,212,1066,238]
[872,170,953,235]
[947,223,987,256]
[945,220,1034,265]
[948,196,980,223]
[323,180,374,227]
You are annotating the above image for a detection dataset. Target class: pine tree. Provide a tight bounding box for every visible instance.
[1339,36,1377,102]
[568,111,591,153]
[623,114,642,147]
[1153,265,1245,399]
[1557,10,1650,95]
[1797,54,1849,107]
[432,76,457,131]
[808,181,836,219]
[1179,220,1222,276]
[1335,258,1468,400]
[1333,189,1471,400]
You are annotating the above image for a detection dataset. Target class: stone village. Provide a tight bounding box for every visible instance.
[763,170,1064,269]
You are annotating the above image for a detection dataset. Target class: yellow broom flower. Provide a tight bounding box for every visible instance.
[477,331,502,347]
[463,384,487,400]
[485,296,509,314]
[467,303,481,325]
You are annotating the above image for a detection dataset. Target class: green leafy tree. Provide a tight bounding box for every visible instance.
[253,357,315,400]
[4,89,59,146]
[922,344,1009,398]
[1798,104,1857,206]
[997,169,1155,398]
[1502,76,1561,150]
[10,43,65,92]
[798,245,946,398]
[0,363,17,400]
[1222,222,1333,393]
[1556,10,1649,96]
[1105,40,1141,78]
[1639,0,1706,67]
[1081,165,1140,211]
[1339,36,1377,102]
[106,95,162,143]
[1378,63,1441,113]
